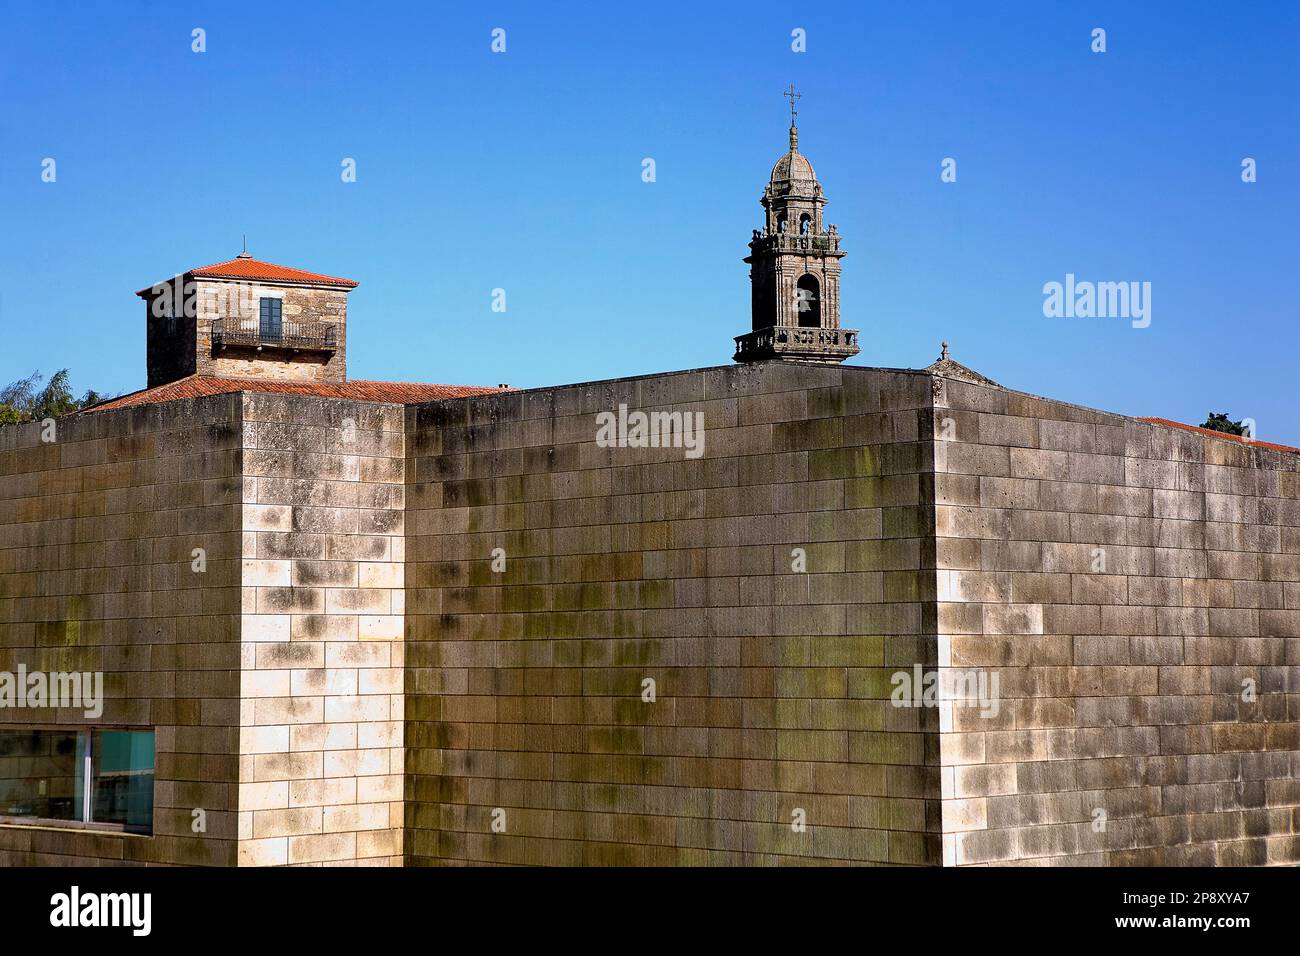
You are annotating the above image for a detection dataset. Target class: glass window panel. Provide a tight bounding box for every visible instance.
[91,730,154,832]
[0,728,84,823]
[259,297,282,339]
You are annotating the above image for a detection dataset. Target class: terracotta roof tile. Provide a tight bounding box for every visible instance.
[85,375,508,413]
[136,257,358,296]
[1138,417,1299,455]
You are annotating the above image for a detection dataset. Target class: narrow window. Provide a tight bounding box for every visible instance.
[259,297,283,341]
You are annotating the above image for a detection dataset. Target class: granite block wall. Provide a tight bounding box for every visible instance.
[0,395,245,865]
[0,391,405,867]
[235,394,405,866]
[932,374,1300,866]
[4,360,1299,867]
[404,364,942,865]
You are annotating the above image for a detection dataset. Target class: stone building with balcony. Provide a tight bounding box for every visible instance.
[1,103,1299,868]
[138,253,353,388]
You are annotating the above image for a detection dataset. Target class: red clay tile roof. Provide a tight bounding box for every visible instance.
[85,375,507,412]
[1139,417,1299,455]
[135,256,358,296]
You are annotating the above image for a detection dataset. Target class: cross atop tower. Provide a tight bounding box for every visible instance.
[783,83,801,125]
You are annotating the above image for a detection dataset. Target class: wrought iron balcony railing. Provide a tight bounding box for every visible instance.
[211,318,338,352]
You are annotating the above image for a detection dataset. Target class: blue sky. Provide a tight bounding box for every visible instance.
[2,2,1297,441]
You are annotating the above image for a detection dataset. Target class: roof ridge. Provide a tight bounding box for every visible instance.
[84,374,507,413]
[1137,417,1299,455]
[346,377,508,388]
[136,257,359,296]
[191,256,357,284]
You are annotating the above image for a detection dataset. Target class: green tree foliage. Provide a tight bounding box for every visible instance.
[1200,412,1248,436]
[0,370,108,424]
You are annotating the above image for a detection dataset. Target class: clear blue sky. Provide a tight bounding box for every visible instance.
[2,2,1297,442]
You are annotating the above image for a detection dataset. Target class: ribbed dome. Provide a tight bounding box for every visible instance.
[770,150,817,182]
[769,122,817,182]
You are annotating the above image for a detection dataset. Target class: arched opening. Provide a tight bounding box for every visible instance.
[799,213,812,235]
[796,274,821,327]
[777,213,787,234]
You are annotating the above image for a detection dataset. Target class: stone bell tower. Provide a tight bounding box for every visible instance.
[734,87,860,364]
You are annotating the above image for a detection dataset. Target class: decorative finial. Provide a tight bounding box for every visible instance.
[940,341,950,361]
[783,83,801,151]
[238,234,251,259]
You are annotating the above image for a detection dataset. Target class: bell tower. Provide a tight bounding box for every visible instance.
[734,87,860,364]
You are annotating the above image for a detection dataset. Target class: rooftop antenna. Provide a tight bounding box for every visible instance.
[238,234,251,259]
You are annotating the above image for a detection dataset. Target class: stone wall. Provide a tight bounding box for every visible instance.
[932,374,1300,865]
[0,391,404,867]
[235,393,405,866]
[198,283,348,385]
[4,361,1298,867]
[404,364,941,865]
[145,307,198,388]
[0,396,244,865]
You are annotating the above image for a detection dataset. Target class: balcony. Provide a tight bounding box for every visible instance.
[748,230,844,257]
[211,317,338,353]
[734,325,860,364]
